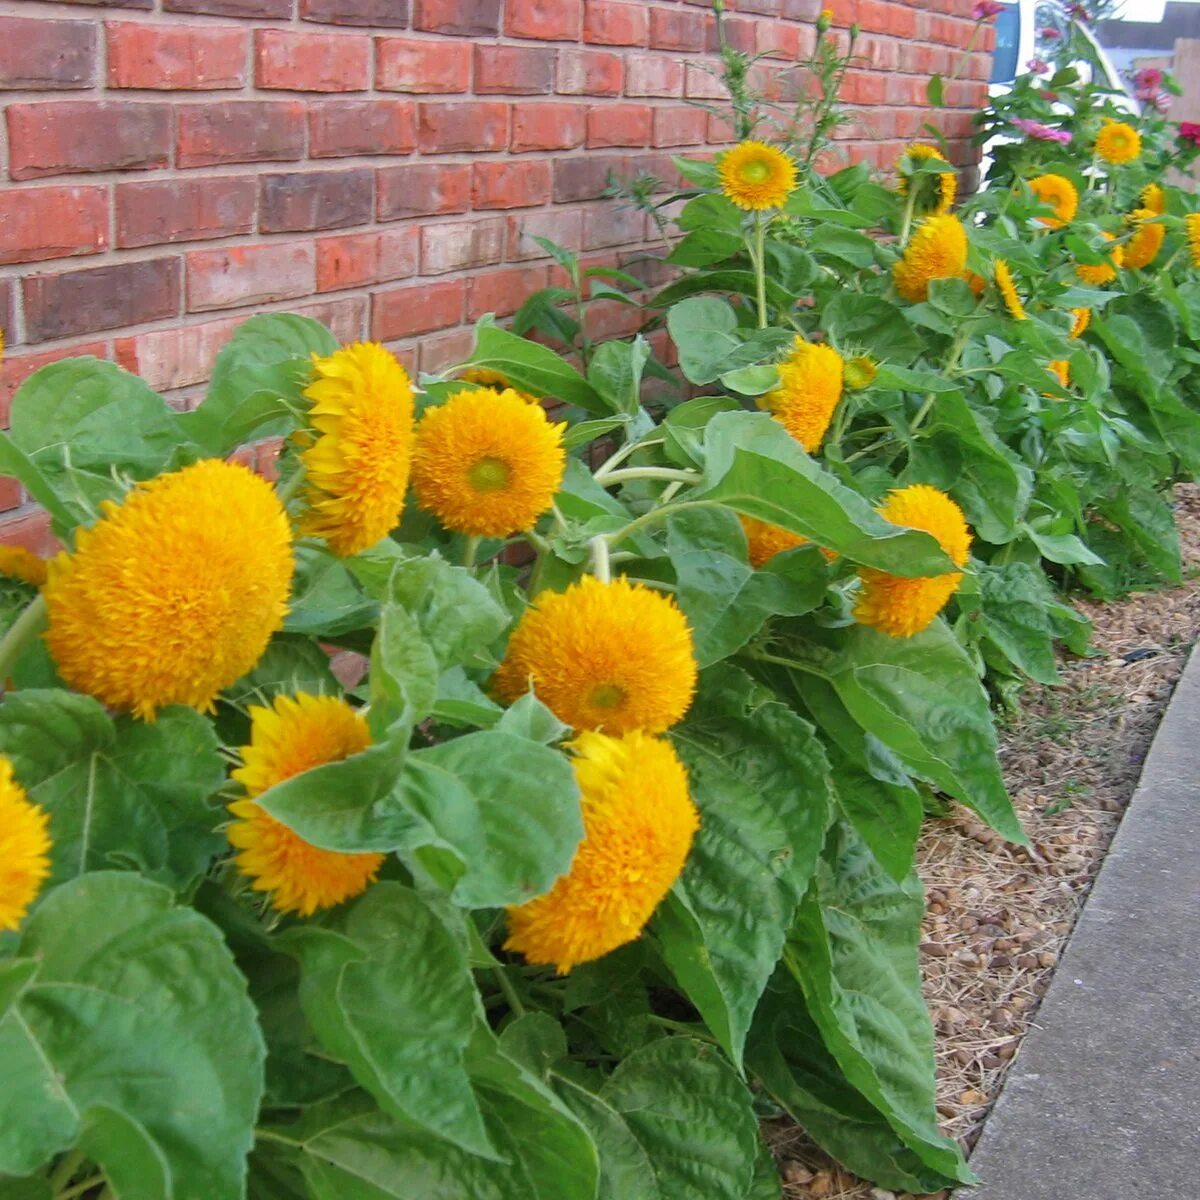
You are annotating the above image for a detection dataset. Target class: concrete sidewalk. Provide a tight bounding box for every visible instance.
[961,646,1200,1199]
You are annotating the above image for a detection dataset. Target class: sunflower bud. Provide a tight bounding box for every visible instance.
[713,0,725,12]
[844,355,878,390]
[817,7,833,31]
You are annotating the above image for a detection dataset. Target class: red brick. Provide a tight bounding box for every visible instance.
[187,243,316,312]
[554,152,634,202]
[652,106,708,147]
[685,62,727,99]
[376,37,470,94]
[507,0,582,40]
[300,0,409,24]
[467,265,550,320]
[418,102,508,154]
[0,17,96,90]
[309,100,416,157]
[625,54,684,97]
[7,102,169,182]
[50,0,150,7]
[475,45,555,94]
[418,329,475,376]
[649,8,706,51]
[116,177,256,249]
[177,101,305,167]
[0,478,23,514]
[24,260,180,343]
[0,284,11,349]
[586,104,651,148]
[584,2,647,45]
[420,217,505,275]
[412,0,502,34]
[164,0,291,15]
[0,186,109,266]
[472,161,552,211]
[0,511,60,558]
[107,22,246,90]
[372,279,464,341]
[511,103,586,152]
[377,162,472,219]
[556,48,623,96]
[115,315,245,391]
[583,202,645,250]
[705,15,755,53]
[259,169,374,233]
[506,208,584,260]
[316,227,418,291]
[255,29,369,92]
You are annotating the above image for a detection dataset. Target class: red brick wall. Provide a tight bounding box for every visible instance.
[0,0,991,548]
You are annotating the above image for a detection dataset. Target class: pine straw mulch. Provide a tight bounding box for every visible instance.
[768,484,1200,1200]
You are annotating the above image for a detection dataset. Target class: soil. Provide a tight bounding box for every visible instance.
[769,485,1200,1200]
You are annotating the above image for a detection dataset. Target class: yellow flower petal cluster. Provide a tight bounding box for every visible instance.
[504,730,699,974]
[0,546,47,587]
[893,213,969,302]
[228,693,384,917]
[411,386,566,538]
[1075,232,1123,286]
[1046,360,1071,392]
[1123,208,1165,270]
[1027,174,1078,228]
[896,143,957,215]
[44,460,293,721]
[1140,183,1165,215]
[854,484,971,638]
[994,260,1026,320]
[1069,308,1091,339]
[759,339,844,453]
[460,366,539,406]
[299,341,415,557]
[1187,213,1200,268]
[0,757,51,934]
[718,140,798,211]
[740,515,808,568]
[494,574,697,735]
[1096,120,1141,165]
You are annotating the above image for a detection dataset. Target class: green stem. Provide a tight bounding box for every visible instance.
[753,213,768,329]
[589,534,612,584]
[604,499,721,548]
[592,434,666,483]
[492,967,526,1018]
[910,328,969,436]
[596,467,700,487]
[56,1176,106,1200]
[255,1128,303,1149]
[49,1151,86,1192]
[276,465,307,508]
[741,647,827,678]
[646,1014,719,1043]
[462,536,481,568]
[0,593,47,688]
[898,180,919,246]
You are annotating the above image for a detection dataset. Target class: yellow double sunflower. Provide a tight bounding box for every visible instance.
[1069,308,1091,339]
[994,260,1026,320]
[718,141,798,211]
[1096,120,1141,165]
[1027,174,1079,228]
[1123,208,1165,270]
[1187,213,1200,268]
[896,143,957,215]
[758,338,844,454]
[1075,231,1123,286]
[0,546,47,587]
[893,214,969,302]
[0,757,51,934]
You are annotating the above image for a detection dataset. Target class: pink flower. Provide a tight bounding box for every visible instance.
[1135,66,1163,91]
[1039,25,1062,38]
[972,0,1005,19]
[1179,121,1200,146]
[1012,117,1073,144]
[1040,89,1060,101]
[1068,3,1090,18]
[1027,57,1050,74]
[1153,92,1172,113]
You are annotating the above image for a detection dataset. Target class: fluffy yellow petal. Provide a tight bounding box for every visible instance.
[0,757,51,934]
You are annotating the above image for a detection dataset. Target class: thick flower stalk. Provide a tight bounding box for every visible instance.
[228,693,385,917]
[0,756,51,933]
[717,140,797,210]
[504,730,699,973]
[893,213,969,302]
[1027,173,1079,228]
[494,574,697,735]
[43,459,293,721]
[299,341,415,557]
[854,485,972,638]
[759,339,844,453]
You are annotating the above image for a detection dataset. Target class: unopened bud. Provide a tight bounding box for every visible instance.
[816,7,833,32]
[843,355,878,390]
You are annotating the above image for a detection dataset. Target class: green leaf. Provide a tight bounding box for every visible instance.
[284,546,378,638]
[810,225,878,269]
[821,294,922,365]
[495,691,571,745]
[0,873,264,1196]
[663,665,834,1067]
[655,272,795,320]
[587,336,651,417]
[668,228,745,267]
[284,883,492,1158]
[959,563,1063,685]
[368,601,442,729]
[694,412,956,576]
[0,690,224,890]
[600,1038,759,1200]
[747,1140,783,1200]
[926,72,944,106]
[469,320,606,414]
[553,1078,661,1200]
[677,193,742,233]
[0,433,78,532]
[1024,526,1104,567]
[926,277,978,317]
[1098,485,1181,583]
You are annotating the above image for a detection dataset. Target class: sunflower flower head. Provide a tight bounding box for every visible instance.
[854,484,971,638]
[460,366,539,406]
[994,259,1027,320]
[228,693,384,917]
[1046,359,1071,393]
[1075,231,1123,286]
[1140,182,1165,215]
[1123,208,1165,270]
[893,213,969,302]
[1096,120,1141,165]
[1187,213,1200,268]
[1027,173,1079,228]
[411,386,566,538]
[740,515,808,568]
[718,140,798,211]
[0,546,47,588]
[895,143,957,215]
[44,460,293,721]
[504,730,699,974]
[0,757,51,933]
[299,341,414,558]
[758,339,843,453]
[494,574,697,735]
[1070,307,1091,339]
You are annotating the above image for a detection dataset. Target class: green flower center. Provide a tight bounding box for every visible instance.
[468,457,511,493]
[588,683,627,711]
[740,160,772,184]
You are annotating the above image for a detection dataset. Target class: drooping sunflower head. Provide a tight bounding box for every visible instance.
[494,574,697,735]
[1140,182,1165,215]
[1095,120,1141,165]
[758,339,844,453]
[1187,213,1200,268]
[0,756,51,934]
[504,730,699,974]
[44,460,293,721]
[994,260,1027,320]
[1075,231,1123,286]
[228,693,384,917]
[1027,173,1079,228]
[854,484,972,638]
[1046,359,1071,393]
[460,366,539,406]
[411,386,566,538]
[1069,307,1091,339]
[740,515,808,568]
[0,546,47,588]
[895,143,957,215]
[893,213,969,302]
[1123,208,1165,270]
[718,140,798,211]
[299,341,415,558]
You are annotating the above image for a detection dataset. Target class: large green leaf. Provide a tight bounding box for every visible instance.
[666,298,792,385]
[467,320,606,414]
[0,873,264,1196]
[553,1078,660,1200]
[1097,484,1181,583]
[587,336,651,417]
[661,665,833,1067]
[956,563,1063,685]
[0,690,224,890]
[820,294,922,364]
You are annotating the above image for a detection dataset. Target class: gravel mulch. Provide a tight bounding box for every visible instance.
[770,484,1200,1200]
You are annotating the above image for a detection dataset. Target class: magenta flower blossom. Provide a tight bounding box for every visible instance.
[1027,57,1050,74]
[1135,66,1163,91]
[1039,25,1062,38]
[1179,121,1200,147]
[1012,117,1073,144]
[972,0,1005,20]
